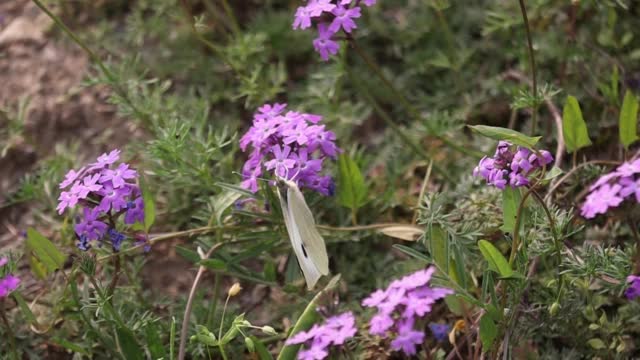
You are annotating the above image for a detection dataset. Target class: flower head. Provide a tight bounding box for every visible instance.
[581,159,640,219]
[239,104,340,195]
[362,267,453,356]
[285,312,356,360]
[473,142,553,190]
[0,258,20,298]
[625,275,640,300]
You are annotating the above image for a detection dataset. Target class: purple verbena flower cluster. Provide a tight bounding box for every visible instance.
[362,267,454,356]
[285,311,357,360]
[0,257,20,298]
[626,275,640,300]
[239,103,340,195]
[580,159,640,219]
[292,0,376,61]
[473,141,553,189]
[57,149,148,252]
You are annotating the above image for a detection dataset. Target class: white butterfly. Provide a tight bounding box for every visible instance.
[276,176,329,290]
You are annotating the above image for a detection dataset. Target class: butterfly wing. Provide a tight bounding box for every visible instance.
[286,183,329,276]
[277,184,325,290]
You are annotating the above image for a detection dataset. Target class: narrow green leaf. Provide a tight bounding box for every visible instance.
[336,154,367,210]
[562,95,592,153]
[116,326,145,360]
[468,125,541,148]
[175,246,200,263]
[392,244,431,263]
[25,228,65,275]
[428,225,448,272]
[170,317,176,360]
[13,292,38,325]
[478,240,514,278]
[215,182,260,199]
[212,190,242,225]
[619,90,639,149]
[479,313,498,351]
[200,259,227,270]
[140,177,156,233]
[51,337,90,355]
[500,187,521,233]
[277,275,341,360]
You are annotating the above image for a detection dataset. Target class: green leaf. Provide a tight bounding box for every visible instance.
[216,182,260,199]
[392,244,431,263]
[468,125,541,148]
[277,275,341,360]
[562,95,592,153]
[428,224,448,272]
[587,338,606,350]
[140,177,156,233]
[115,326,145,360]
[145,322,166,359]
[336,154,367,210]
[619,90,639,149]
[200,259,227,270]
[170,317,176,360]
[51,337,90,355]
[479,313,498,351]
[212,190,242,225]
[251,336,274,360]
[500,187,521,233]
[543,166,563,181]
[13,292,38,325]
[478,240,515,278]
[25,228,65,276]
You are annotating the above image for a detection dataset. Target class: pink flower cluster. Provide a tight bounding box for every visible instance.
[292,0,376,61]
[285,312,357,360]
[581,159,640,219]
[239,103,340,195]
[473,141,553,189]
[58,149,147,251]
[0,257,20,298]
[362,267,454,356]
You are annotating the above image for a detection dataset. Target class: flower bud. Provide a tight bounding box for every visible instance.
[228,282,242,297]
[549,302,560,316]
[244,337,255,352]
[261,325,277,336]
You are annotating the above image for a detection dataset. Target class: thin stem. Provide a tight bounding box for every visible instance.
[0,300,19,360]
[220,0,240,34]
[107,255,121,301]
[517,0,538,135]
[218,294,231,341]
[178,242,226,360]
[206,274,221,328]
[31,0,150,125]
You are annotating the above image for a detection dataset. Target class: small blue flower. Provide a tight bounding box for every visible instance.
[77,234,91,251]
[108,229,126,252]
[429,323,451,342]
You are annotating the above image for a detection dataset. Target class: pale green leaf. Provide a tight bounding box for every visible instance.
[562,95,592,153]
[468,125,541,148]
[337,154,367,210]
[25,228,65,275]
[479,313,498,351]
[619,90,639,149]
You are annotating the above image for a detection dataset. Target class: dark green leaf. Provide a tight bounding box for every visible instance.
[51,337,90,355]
[478,240,514,278]
[479,313,498,350]
[251,336,274,360]
[337,154,367,210]
[468,125,541,148]
[500,187,521,233]
[116,326,145,360]
[145,322,166,359]
[176,246,199,263]
[619,90,639,149]
[562,95,592,153]
[201,259,227,270]
[13,292,38,325]
[25,228,65,275]
[428,224,448,272]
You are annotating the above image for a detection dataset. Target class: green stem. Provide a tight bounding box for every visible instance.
[0,300,19,360]
[31,0,150,125]
[206,274,221,328]
[220,0,240,34]
[517,0,539,135]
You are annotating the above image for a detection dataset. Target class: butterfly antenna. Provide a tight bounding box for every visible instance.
[231,171,271,183]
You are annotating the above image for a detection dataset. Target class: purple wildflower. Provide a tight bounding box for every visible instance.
[75,207,108,241]
[473,142,553,190]
[626,275,640,300]
[313,24,340,61]
[0,257,20,298]
[239,103,340,195]
[58,150,146,252]
[429,323,451,342]
[580,184,624,219]
[329,5,361,33]
[286,312,357,360]
[362,267,453,356]
[581,159,640,218]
